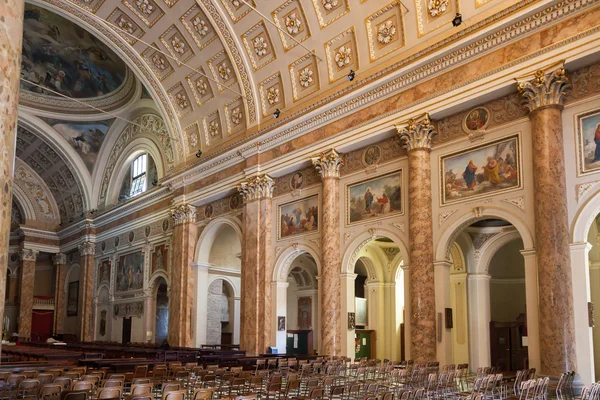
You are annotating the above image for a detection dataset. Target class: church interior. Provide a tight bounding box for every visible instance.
[2,0,600,398]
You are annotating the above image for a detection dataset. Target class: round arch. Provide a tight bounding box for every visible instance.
[195,216,243,264]
[476,230,522,275]
[207,275,240,298]
[11,184,37,223]
[272,242,322,283]
[342,228,410,276]
[436,206,534,262]
[572,188,600,243]
[149,271,170,293]
[64,264,81,295]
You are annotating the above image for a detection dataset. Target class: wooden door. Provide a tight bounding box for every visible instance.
[122,317,132,344]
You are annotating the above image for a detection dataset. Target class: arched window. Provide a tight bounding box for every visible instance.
[130,153,147,197]
[117,153,158,202]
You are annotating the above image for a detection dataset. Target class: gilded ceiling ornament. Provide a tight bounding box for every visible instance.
[299,67,314,88]
[171,36,186,54]
[117,17,134,34]
[253,36,268,57]
[285,12,302,36]
[196,78,208,96]
[428,0,449,18]
[209,120,220,137]
[136,0,154,15]
[322,0,339,11]
[192,17,209,36]
[267,86,280,105]
[377,20,396,45]
[151,54,167,70]
[189,131,198,147]
[231,107,243,125]
[231,0,242,8]
[175,92,189,109]
[218,63,231,81]
[335,45,352,68]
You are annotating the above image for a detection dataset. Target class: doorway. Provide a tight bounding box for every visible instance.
[122,317,132,344]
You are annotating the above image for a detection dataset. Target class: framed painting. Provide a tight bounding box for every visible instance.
[346,170,403,226]
[115,251,145,293]
[278,194,319,240]
[355,298,368,326]
[576,109,600,175]
[298,297,312,329]
[67,281,79,317]
[97,259,111,288]
[440,134,521,205]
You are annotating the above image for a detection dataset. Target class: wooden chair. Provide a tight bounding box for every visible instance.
[103,380,124,388]
[18,379,40,399]
[130,383,153,396]
[38,384,63,400]
[133,366,148,379]
[162,389,186,400]
[53,377,73,391]
[60,391,87,400]
[22,371,39,379]
[192,389,213,400]
[96,387,122,400]
[71,381,94,396]
[37,374,55,385]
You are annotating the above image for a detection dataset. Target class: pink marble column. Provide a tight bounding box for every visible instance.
[18,249,38,340]
[52,253,67,335]
[168,204,197,347]
[312,149,343,357]
[517,67,576,375]
[0,0,24,347]
[397,115,437,363]
[238,175,275,356]
[78,242,95,341]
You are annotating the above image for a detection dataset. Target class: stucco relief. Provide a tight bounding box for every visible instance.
[13,159,59,223]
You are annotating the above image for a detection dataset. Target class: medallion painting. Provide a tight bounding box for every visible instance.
[97,259,111,288]
[441,134,521,205]
[346,170,403,226]
[576,109,600,175]
[278,195,319,240]
[21,5,127,99]
[152,245,168,275]
[116,251,145,293]
[45,119,113,173]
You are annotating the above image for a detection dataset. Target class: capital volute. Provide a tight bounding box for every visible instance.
[52,253,67,266]
[516,64,570,112]
[237,174,275,202]
[170,204,197,226]
[78,241,96,256]
[312,149,344,178]
[396,114,436,151]
[19,248,39,262]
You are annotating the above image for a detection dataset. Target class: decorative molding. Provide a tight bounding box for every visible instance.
[439,209,458,227]
[502,196,525,210]
[78,241,96,256]
[309,239,321,249]
[19,248,39,262]
[238,175,275,201]
[170,204,197,226]
[391,222,405,233]
[577,181,600,201]
[52,253,67,266]
[396,114,436,151]
[517,64,570,112]
[468,232,498,250]
[312,149,344,178]
[473,207,484,218]
[344,232,353,245]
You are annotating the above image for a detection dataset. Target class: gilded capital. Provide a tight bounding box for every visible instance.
[78,241,96,256]
[312,149,344,178]
[517,65,570,112]
[52,253,67,266]
[19,248,39,262]
[170,204,197,226]
[396,114,436,151]
[237,175,275,202]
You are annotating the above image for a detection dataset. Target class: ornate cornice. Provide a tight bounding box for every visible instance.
[238,175,275,202]
[52,253,67,266]
[170,204,197,226]
[19,248,39,262]
[517,64,570,112]
[312,149,344,179]
[396,114,436,151]
[79,241,96,256]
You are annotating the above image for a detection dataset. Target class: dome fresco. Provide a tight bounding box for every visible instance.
[20,3,127,99]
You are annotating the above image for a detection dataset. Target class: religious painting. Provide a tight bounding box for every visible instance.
[278,316,286,331]
[290,171,304,190]
[99,310,107,337]
[346,170,403,226]
[204,204,213,219]
[462,106,491,133]
[576,109,600,175]
[114,302,144,318]
[229,194,241,210]
[355,298,368,326]
[128,231,135,243]
[116,251,145,293]
[44,119,112,173]
[152,245,168,275]
[162,219,170,232]
[362,145,382,167]
[67,281,79,317]
[298,297,312,329]
[145,225,151,238]
[20,4,127,99]
[114,236,120,248]
[278,195,319,240]
[441,134,521,205]
[97,259,111,288]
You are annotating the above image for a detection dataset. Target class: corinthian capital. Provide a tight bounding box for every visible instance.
[78,241,96,256]
[19,248,39,262]
[396,114,436,151]
[312,149,344,178]
[517,65,570,112]
[170,204,197,226]
[52,253,67,266]
[238,175,275,202]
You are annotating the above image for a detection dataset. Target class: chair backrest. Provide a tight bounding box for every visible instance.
[128,396,153,400]
[382,392,394,400]
[163,389,187,400]
[103,380,123,388]
[131,384,153,395]
[192,389,213,400]
[97,387,122,400]
[19,379,40,391]
[162,383,181,395]
[72,382,94,392]
[132,379,151,385]
[399,391,411,400]
[47,369,64,378]
[309,388,324,399]
[8,374,26,387]
[37,374,55,384]
[23,370,39,379]
[61,391,88,400]
[39,384,63,399]
[64,372,80,380]
[53,377,72,390]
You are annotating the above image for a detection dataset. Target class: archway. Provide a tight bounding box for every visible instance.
[153,277,168,345]
[206,279,236,346]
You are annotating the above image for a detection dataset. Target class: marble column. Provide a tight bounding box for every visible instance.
[0,0,25,349]
[193,262,210,347]
[520,249,541,372]
[434,260,452,366]
[238,175,275,355]
[78,242,95,341]
[168,204,197,347]
[52,253,67,335]
[468,274,491,369]
[312,149,343,357]
[517,66,576,375]
[18,248,38,340]
[397,115,437,362]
